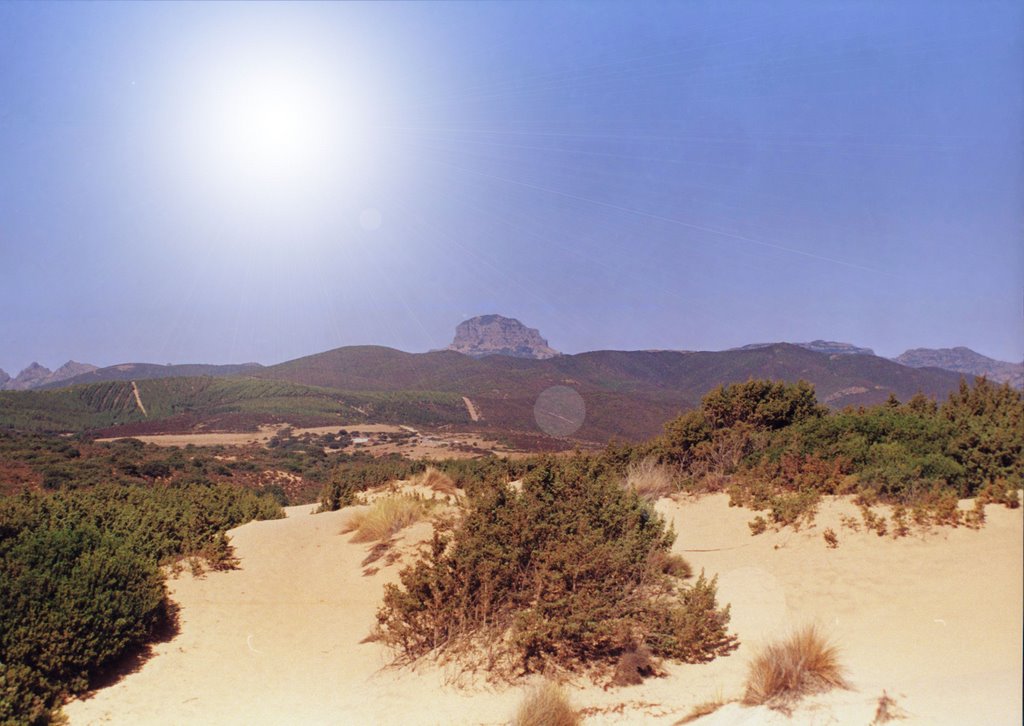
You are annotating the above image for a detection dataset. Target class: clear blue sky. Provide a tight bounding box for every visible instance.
[1,0,1022,375]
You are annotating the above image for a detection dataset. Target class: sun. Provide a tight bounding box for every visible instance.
[209,65,331,181]
[173,47,376,207]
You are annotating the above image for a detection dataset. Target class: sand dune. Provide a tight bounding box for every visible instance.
[65,495,1022,725]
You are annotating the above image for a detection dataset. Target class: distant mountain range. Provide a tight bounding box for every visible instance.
[734,341,1022,387]
[2,316,1020,441]
[38,362,264,390]
[0,361,98,391]
[0,343,972,441]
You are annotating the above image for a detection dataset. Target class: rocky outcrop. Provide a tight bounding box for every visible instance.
[3,362,53,390]
[448,315,559,359]
[48,361,99,385]
[896,347,1023,389]
[1,360,99,390]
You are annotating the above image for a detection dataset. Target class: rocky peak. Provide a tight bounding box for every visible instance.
[448,314,560,359]
[4,362,52,391]
[0,360,100,390]
[49,360,99,385]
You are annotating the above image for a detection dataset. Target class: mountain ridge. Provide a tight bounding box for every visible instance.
[735,340,876,356]
[248,342,971,441]
[38,362,264,390]
[2,342,978,442]
[895,346,1023,389]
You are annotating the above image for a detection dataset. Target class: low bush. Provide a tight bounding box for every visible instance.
[375,459,737,679]
[742,625,848,709]
[610,644,661,686]
[317,455,428,511]
[748,516,767,536]
[0,483,282,724]
[653,378,1023,533]
[437,456,536,495]
[317,479,357,512]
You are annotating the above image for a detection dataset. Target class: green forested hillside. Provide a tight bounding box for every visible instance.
[255,343,971,441]
[7,344,974,442]
[0,377,468,433]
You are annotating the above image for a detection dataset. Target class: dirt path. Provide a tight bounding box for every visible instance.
[462,396,481,422]
[130,381,147,417]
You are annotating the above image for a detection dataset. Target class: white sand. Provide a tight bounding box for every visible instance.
[64,495,1023,725]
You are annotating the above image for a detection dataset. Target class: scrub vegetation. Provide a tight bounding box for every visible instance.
[374,457,738,679]
[0,482,282,724]
[629,377,1022,533]
[1,376,1018,722]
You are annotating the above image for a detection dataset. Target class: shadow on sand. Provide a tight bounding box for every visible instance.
[74,600,182,701]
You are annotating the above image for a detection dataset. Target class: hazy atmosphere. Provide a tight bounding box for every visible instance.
[2,0,1022,373]
[3,5,1022,726]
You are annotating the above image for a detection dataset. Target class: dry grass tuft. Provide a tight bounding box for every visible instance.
[411,466,457,495]
[346,495,430,543]
[626,457,676,500]
[511,681,579,726]
[742,625,849,709]
[676,695,730,724]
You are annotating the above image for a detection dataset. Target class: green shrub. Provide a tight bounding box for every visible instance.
[374,458,736,678]
[0,483,282,723]
[317,479,356,512]
[659,379,1022,532]
[0,518,167,721]
[700,379,825,431]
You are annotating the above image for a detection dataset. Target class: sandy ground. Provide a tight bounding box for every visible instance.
[64,495,1023,726]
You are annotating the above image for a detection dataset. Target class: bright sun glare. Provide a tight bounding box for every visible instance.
[211,67,330,179]
[175,46,376,208]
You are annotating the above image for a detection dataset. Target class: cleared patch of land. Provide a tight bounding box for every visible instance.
[95,423,411,447]
[64,494,1022,725]
[98,422,531,459]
